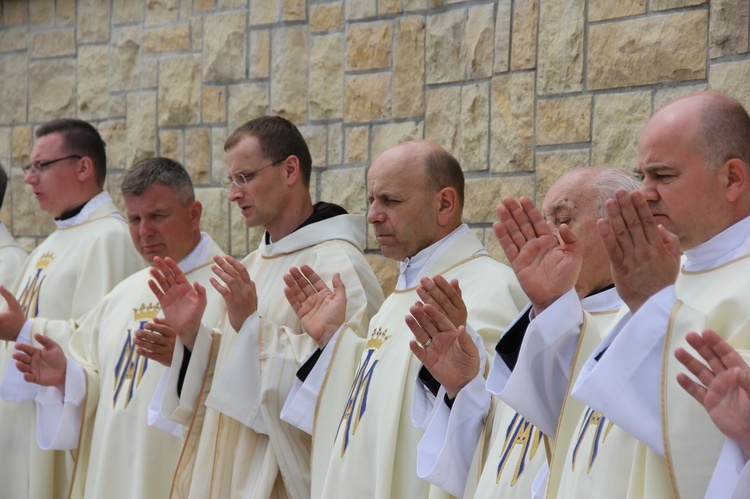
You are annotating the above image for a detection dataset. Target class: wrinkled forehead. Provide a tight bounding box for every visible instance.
[367,153,427,194]
[542,175,598,217]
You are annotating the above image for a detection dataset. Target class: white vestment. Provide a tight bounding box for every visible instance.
[569,216,750,499]
[160,214,384,499]
[0,222,28,288]
[415,287,622,498]
[283,227,528,498]
[31,234,225,499]
[0,192,144,499]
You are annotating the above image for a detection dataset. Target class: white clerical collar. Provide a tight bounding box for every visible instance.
[396,224,474,290]
[176,232,213,274]
[54,191,114,229]
[683,215,750,271]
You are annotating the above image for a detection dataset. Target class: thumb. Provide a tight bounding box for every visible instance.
[659,225,681,258]
[456,326,478,357]
[559,223,579,246]
[332,273,346,297]
[35,334,59,350]
[0,285,18,307]
[194,282,207,300]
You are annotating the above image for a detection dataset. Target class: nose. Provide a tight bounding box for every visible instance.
[227,182,243,202]
[139,218,155,238]
[24,170,37,185]
[639,177,658,202]
[366,201,384,224]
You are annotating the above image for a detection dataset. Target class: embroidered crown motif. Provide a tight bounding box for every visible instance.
[35,252,55,269]
[133,303,161,321]
[365,327,390,350]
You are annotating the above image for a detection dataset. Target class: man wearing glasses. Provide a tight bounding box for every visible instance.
[145,116,384,499]
[0,118,144,499]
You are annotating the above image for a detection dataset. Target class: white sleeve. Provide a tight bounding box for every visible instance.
[416,373,490,497]
[532,462,549,499]
[0,319,39,402]
[280,325,343,435]
[147,367,182,437]
[572,285,677,456]
[705,438,748,499]
[493,289,582,437]
[35,357,86,450]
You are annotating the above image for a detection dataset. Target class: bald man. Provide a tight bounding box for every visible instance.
[281,140,527,498]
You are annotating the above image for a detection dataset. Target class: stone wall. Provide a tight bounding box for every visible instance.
[1,0,748,292]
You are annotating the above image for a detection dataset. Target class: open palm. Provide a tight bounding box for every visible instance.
[13,334,67,390]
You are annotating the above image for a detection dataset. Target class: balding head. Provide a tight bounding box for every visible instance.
[367,140,464,261]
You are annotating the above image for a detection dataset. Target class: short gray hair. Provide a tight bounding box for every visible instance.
[121,157,195,206]
[591,169,642,218]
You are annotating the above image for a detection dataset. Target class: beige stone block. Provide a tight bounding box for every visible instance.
[328,122,343,166]
[12,126,32,167]
[0,27,27,53]
[78,0,110,43]
[536,95,592,146]
[99,120,127,170]
[494,0,511,73]
[426,9,466,84]
[204,12,247,82]
[425,86,461,154]
[126,92,158,166]
[30,0,55,27]
[159,129,184,163]
[142,25,191,54]
[29,59,76,122]
[591,91,650,170]
[537,0,584,94]
[113,0,144,24]
[371,121,423,160]
[227,83,269,133]
[219,0,248,8]
[510,0,537,71]
[535,149,590,202]
[588,11,707,91]
[110,27,142,92]
[158,55,201,125]
[185,128,211,185]
[4,1,27,25]
[345,0,376,20]
[311,2,343,32]
[654,83,708,111]
[11,168,56,238]
[320,167,367,214]
[191,16,203,51]
[249,29,270,79]
[379,0,401,14]
[651,0,705,10]
[589,0,645,22]
[393,16,425,119]
[195,0,216,11]
[344,73,390,123]
[490,73,534,173]
[229,198,249,257]
[30,29,76,58]
[709,60,750,112]
[56,0,76,25]
[250,0,278,24]
[109,94,127,118]
[211,127,228,182]
[464,176,534,223]
[0,54,27,125]
[203,86,227,124]
[77,45,109,120]
[271,26,309,123]
[459,82,489,172]
[345,126,369,164]
[282,0,306,20]
[141,58,158,88]
[0,128,11,169]
[196,187,230,252]
[710,0,749,59]
[404,0,426,10]
[146,0,180,25]
[346,21,392,71]
[366,253,397,296]
[310,34,344,120]
[299,125,327,168]
[309,170,318,202]
[107,171,125,212]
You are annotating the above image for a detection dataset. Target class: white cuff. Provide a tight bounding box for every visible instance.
[35,357,86,450]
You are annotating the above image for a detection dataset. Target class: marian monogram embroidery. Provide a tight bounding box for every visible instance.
[113,303,160,409]
[335,327,390,458]
[18,252,54,319]
[496,413,544,486]
[571,407,614,473]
